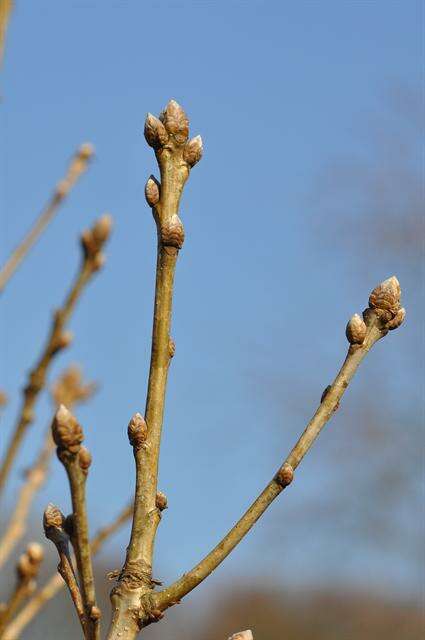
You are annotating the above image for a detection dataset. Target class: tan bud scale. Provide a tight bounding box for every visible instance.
[346,314,367,345]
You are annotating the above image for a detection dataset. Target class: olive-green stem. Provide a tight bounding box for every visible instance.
[1,504,132,640]
[63,456,99,640]
[146,317,384,614]
[0,259,93,497]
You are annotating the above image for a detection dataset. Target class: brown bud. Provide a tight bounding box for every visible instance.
[52,404,84,454]
[387,307,406,330]
[275,463,294,487]
[183,135,203,167]
[145,175,161,207]
[345,314,367,345]
[156,491,168,511]
[127,413,148,448]
[78,142,95,160]
[161,215,185,249]
[43,503,65,531]
[168,338,176,359]
[369,276,401,314]
[90,606,101,621]
[149,608,164,622]
[144,113,169,148]
[228,633,254,640]
[78,446,92,474]
[159,100,189,143]
[92,214,113,245]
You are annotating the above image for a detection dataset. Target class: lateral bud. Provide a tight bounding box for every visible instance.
[78,446,92,474]
[144,113,169,148]
[161,215,185,249]
[145,175,161,207]
[345,314,367,345]
[155,491,168,511]
[275,463,294,487]
[52,404,84,455]
[168,337,176,359]
[51,330,73,354]
[387,307,406,330]
[127,412,148,448]
[183,135,203,167]
[159,99,189,144]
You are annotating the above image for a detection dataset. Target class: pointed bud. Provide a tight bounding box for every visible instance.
[145,175,161,207]
[52,404,84,454]
[161,215,185,249]
[183,135,203,167]
[43,503,65,531]
[92,214,113,245]
[144,113,169,148]
[159,100,189,143]
[275,463,294,487]
[127,413,148,448]
[369,276,401,314]
[346,314,367,345]
[387,307,406,330]
[155,491,168,511]
[78,446,92,474]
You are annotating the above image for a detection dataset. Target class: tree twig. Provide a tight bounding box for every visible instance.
[142,278,405,618]
[0,214,112,497]
[0,543,43,636]
[51,405,100,640]
[0,0,13,70]
[107,99,202,640]
[42,504,87,638]
[0,143,94,294]
[0,367,96,570]
[1,503,132,640]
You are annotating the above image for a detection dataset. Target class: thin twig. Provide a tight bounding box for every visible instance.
[0,214,112,497]
[0,144,94,294]
[107,100,202,640]
[142,279,405,618]
[42,504,87,638]
[0,543,43,636]
[51,406,100,639]
[0,367,96,570]
[1,504,132,640]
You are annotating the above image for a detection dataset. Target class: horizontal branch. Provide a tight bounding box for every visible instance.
[0,143,94,294]
[146,278,405,615]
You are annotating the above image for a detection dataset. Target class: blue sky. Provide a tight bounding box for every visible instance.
[0,0,423,608]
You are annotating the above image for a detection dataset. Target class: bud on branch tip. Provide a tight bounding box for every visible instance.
[52,404,84,454]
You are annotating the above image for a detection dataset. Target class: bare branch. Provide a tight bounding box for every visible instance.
[0,214,112,497]
[0,367,96,570]
[107,99,202,640]
[0,144,94,294]
[0,543,43,636]
[144,278,405,616]
[1,503,132,640]
[51,406,100,639]
[42,504,87,638]
[0,0,13,69]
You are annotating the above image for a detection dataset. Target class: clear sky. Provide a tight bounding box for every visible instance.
[0,0,423,609]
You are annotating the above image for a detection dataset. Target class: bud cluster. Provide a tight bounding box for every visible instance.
[52,404,84,456]
[367,276,405,330]
[81,213,113,269]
